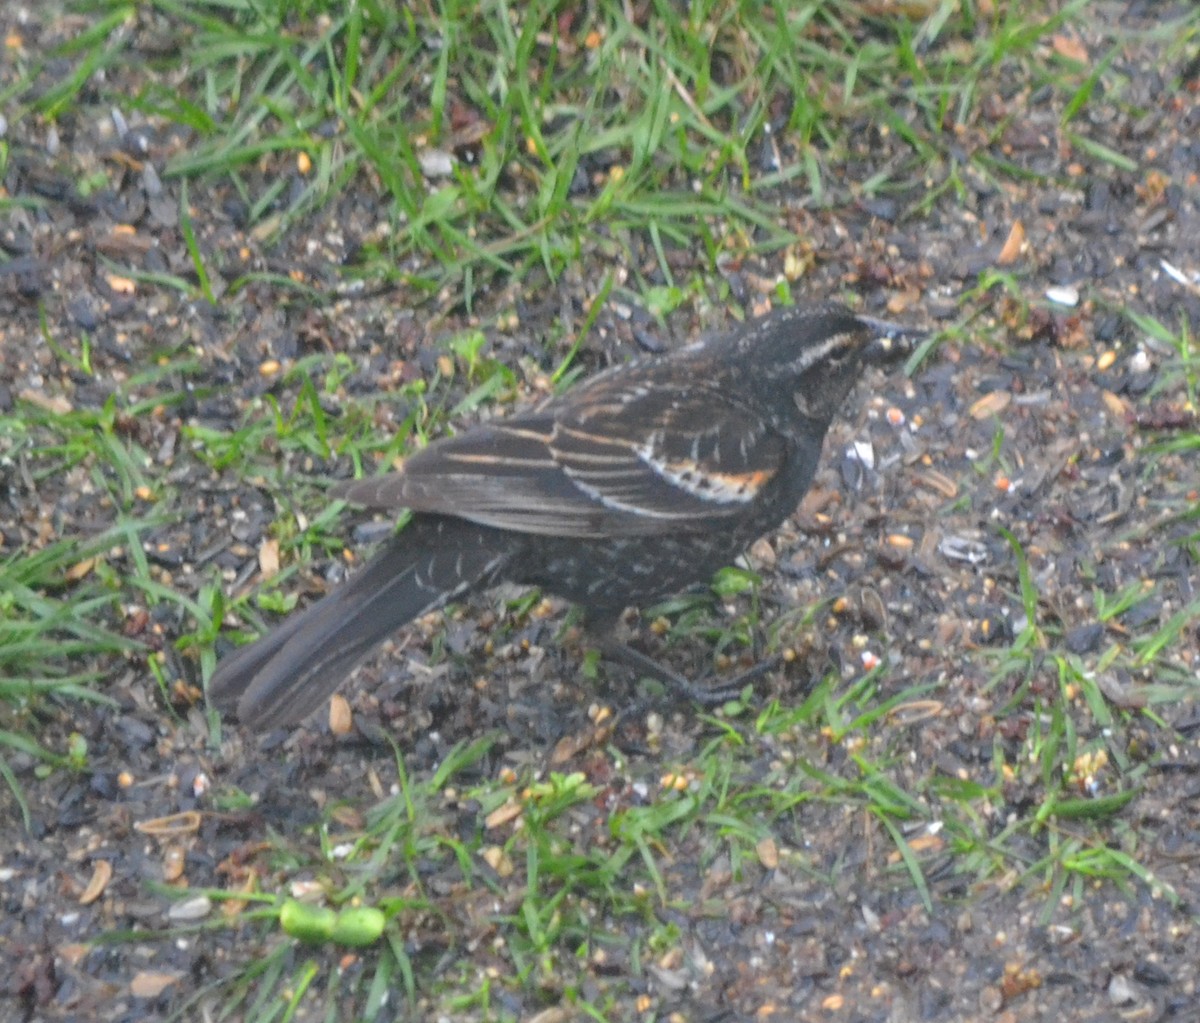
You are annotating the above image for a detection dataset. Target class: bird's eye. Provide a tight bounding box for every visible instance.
[824,351,851,369]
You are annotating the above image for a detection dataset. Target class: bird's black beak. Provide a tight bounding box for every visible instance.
[857,315,928,364]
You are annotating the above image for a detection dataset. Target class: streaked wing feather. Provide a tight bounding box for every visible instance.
[339,384,787,537]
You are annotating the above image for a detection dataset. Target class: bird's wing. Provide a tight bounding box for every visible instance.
[336,379,788,538]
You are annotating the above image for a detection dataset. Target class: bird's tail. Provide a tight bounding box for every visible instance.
[207,516,511,730]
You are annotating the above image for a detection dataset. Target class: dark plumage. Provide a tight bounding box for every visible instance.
[209,303,924,729]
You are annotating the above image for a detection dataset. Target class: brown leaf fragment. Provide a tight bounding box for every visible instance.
[57,944,91,967]
[18,389,73,415]
[258,538,280,579]
[129,971,181,999]
[907,833,946,855]
[222,868,259,919]
[65,558,96,582]
[1051,34,1088,63]
[550,722,613,764]
[756,836,779,869]
[329,694,353,734]
[162,845,186,883]
[914,470,959,499]
[1100,391,1129,420]
[485,801,522,830]
[969,390,1011,419]
[135,811,202,838]
[996,220,1025,265]
[79,861,112,905]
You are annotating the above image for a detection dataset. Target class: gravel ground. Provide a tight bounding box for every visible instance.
[2,3,1199,1022]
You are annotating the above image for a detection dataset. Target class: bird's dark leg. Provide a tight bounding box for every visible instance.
[586,613,775,706]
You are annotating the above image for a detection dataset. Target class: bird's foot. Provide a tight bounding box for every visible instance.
[596,637,774,707]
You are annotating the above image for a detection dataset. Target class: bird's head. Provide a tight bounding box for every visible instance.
[725,303,924,431]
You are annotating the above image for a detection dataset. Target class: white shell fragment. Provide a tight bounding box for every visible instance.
[1045,285,1079,307]
[418,149,456,178]
[847,440,875,470]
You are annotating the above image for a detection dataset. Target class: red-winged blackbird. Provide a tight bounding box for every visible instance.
[209,303,924,729]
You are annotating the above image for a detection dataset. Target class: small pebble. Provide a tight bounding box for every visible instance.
[418,149,455,177]
[1046,284,1079,306]
[168,895,212,921]
[1107,974,1137,1006]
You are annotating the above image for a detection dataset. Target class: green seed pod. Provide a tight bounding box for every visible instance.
[330,906,387,947]
[279,900,337,943]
